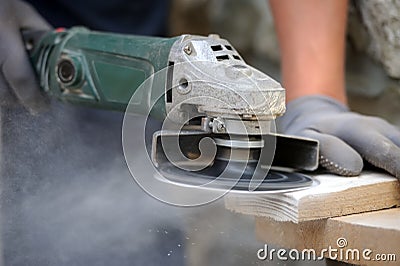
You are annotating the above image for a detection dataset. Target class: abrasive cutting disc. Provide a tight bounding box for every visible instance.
[157,161,313,192]
[153,133,315,192]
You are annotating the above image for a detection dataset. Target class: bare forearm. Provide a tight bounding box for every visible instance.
[269,0,348,104]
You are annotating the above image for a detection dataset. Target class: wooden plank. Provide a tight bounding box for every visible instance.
[255,208,400,265]
[225,171,400,223]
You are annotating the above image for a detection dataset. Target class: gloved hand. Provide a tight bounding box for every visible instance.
[0,0,51,113]
[277,95,400,179]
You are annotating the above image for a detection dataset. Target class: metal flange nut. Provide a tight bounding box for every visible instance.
[212,117,226,133]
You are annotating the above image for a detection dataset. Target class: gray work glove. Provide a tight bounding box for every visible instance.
[277,95,400,178]
[0,0,51,113]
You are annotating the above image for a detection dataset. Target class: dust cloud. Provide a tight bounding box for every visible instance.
[0,101,296,266]
[0,101,185,265]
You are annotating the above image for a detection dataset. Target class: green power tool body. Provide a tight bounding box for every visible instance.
[27,27,177,119]
[26,27,319,192]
